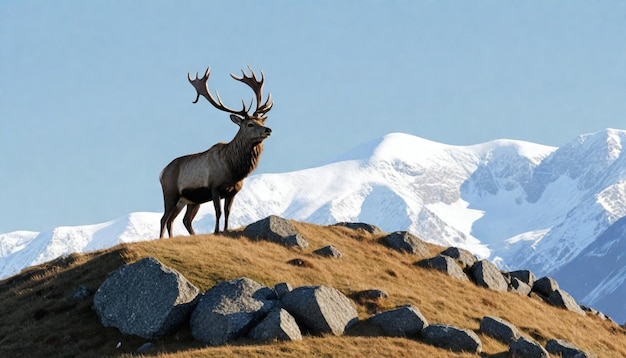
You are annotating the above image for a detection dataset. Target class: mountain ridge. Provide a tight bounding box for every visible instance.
[1,128,625,323]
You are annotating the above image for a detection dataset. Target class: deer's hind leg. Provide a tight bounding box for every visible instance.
[183,203,200,236]
[160,195,184,238]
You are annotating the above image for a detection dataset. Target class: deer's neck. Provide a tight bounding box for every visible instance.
[224,136,264,181]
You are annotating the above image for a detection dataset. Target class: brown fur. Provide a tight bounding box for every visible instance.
[159,66,273,238]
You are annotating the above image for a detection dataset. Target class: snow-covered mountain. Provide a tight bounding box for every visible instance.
[2,129,625,323]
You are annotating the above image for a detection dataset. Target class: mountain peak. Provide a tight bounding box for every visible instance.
[2,129,626,323]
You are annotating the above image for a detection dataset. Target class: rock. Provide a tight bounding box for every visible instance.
[313,245,343,258]
[93,257,199,339]
[244,215,308,248]
[548,289,586,315]
[333,222,383,234]
[501,271,512,285]
[532,276,559,297]
[509,269,536,286]
[581,305,609,320]
[190,277,275,345]
[421,324,482,353]
[530,291,550,303]
[508,277,532,296]
[479,316,520,344]
[285,234,309,248]
[415,255,469,281]
[509,336,549,357]
[249,307,302,342]
[383,231,429,255]
[439,247,477,269]
[281,285,358,335]
[274,282,293,298]
[369,305,429,336]
[351,289,389,301]
[546,339,593,357]
[469,260,508,292]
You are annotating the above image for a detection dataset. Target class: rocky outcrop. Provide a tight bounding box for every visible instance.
[248,307,302,342]
[280,285,358,335]
[383,231,429,255]
[89,217,606,355]
[509,269,536,287]
[532,276,559,297]
[332,222,383,235]
[479,316,520,344]
[369,305,428,336]
[548,289,586,315]
[469,259,508,292]
[508,277,532,296]
[415,255,469,281]
[439,247,477,269]
[421,324,482,353]
[546,339,593,357]
[509,336,549,357]
[190,277,275,345]
[243,215,309,248]
[313,245,343,258]
[93,257,199,339]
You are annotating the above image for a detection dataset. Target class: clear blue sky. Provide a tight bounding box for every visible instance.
[1,1,625,233]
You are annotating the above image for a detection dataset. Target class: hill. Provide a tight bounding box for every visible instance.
[0,221,623,357]
[2,129,626,323]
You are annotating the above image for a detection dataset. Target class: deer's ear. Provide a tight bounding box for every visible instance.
[230,114,244,125]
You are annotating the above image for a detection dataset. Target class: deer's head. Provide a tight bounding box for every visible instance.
[188,66,273,144]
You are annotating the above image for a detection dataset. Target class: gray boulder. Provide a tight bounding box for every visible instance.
[581,305,610,321]
[190,277,275,345]
[249,307,302,342]
[93,257,199,339]
[281,285,358,335]
[509,336,549,357]
[415,255,469,281]
[421,324,482,353]
[333,222,383,234]
[469,259,508,292]
[479,316,520,344]
[440,247,477,269]
[548,289,586,315]
[313,245,343,258]
[532,276,559,297]
[509,277,532,296]
[274,282,293,299]
[383,231,429,255]
[369,305,429,336]
[244,215,309,248]
[509,269,536,286]
[546,339,593,357]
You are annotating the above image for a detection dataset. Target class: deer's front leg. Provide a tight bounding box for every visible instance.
[224,195,237,232]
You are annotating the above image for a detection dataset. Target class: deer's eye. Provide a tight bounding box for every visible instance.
[247,123,254,128]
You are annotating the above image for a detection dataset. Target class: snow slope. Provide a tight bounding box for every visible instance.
[1,129,625,322]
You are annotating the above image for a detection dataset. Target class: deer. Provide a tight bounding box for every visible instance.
[159,66,273,238]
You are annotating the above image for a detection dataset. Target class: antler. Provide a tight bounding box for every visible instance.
[188,67,250,118]
[231,66,274,118]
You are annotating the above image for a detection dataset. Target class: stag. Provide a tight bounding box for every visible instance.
[159,66,273,238]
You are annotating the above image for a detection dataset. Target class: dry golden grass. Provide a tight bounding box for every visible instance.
[0,220,624,357]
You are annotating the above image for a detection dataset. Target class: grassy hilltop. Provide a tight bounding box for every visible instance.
[0,220,624,357]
